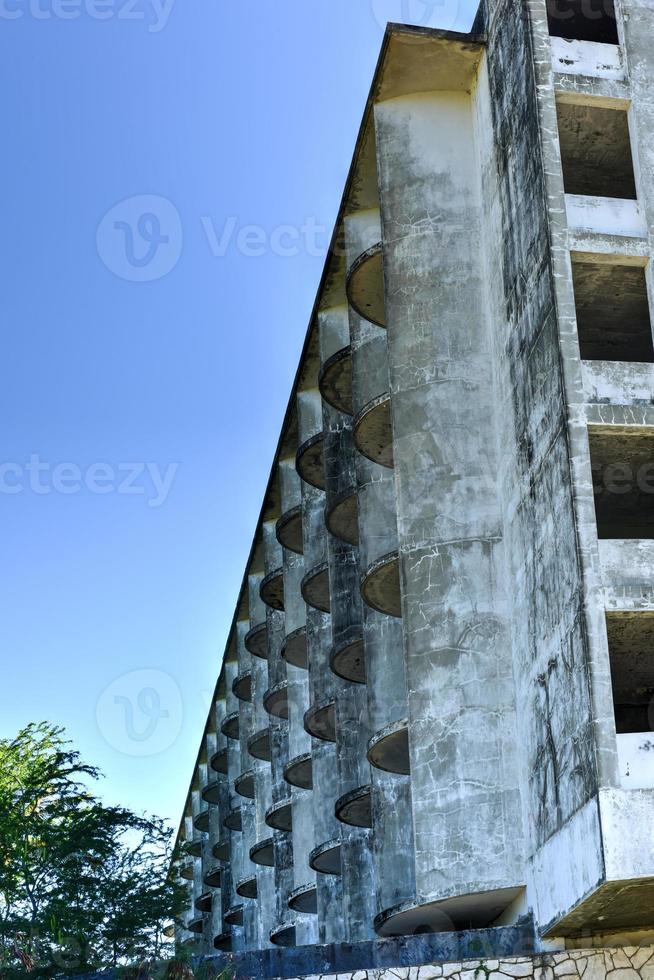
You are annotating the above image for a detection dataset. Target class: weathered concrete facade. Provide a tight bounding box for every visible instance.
[174,0,654,966]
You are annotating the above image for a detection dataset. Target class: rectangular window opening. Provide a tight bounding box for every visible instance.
[547,0,619,44]
[572,260,654,362]
[557,102,637,199]
[607,613,654,734]
[590,427,654,539]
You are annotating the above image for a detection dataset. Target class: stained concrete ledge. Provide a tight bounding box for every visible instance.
[330,636,366,684]
[248,727,272,762]
[203,865,221,888]
[186,838,202,857]
[301,561,331,613]
[187,916,203,935]
[223,807,242,832]
[368,719,410,775]
[374,887,524,938]
[210,747,228,774]
[265,798,293,832]
[232,670,252,702]
[201,779,221,805]
[289,881,318,914]
[276,505,304,555]
[284,751,313,790]
[245,620,269,659]
[319,344,354,415]
[361,550,402,618]
[280,625,308,669]
[263,679,289,719]
[354,392,394,468]
[335,783,372,828]
[296,432,326,490]
[347,242,386,328]
[304,697,337,742]
[220,710,240,741]
[234,769,255,799]
[250,837,275,868]
[325,486,359,545]
[260,567,285,612]
[236,874,258,899]
[310,837,342,876]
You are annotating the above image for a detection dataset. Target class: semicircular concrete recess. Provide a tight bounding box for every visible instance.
[346,242,386,328]
[244,620,268,659]
[310,838,342,876]
[269,921,297,948]
[223,807,242,832]
[289,882,318,915]
[210,747,228,774]
[330,637,366,685]
[212,933,231,952]
[335,784,372,828]
[236,875,258,899]
[260,567,285,612]
[353,392,394,469]
[319,345,354,416]
[280,626,308,669]
[295,432,326,490]
[232,670,252,702]
[325,487,359,546]
[367,719,410,775]
[224,904,244,927]
[275,505,304,555]
[247,727,272,762]
[374,886,525,938]
[304,698,337,742]
[360,550,402,618]
[263,679,289,719]
[283,751,313,790]
[265,798,293,832]
[301,561,331,613]
[234,769,255,800]
[250,837,275,868]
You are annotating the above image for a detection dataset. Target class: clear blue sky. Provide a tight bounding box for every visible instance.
[0,0,478,830]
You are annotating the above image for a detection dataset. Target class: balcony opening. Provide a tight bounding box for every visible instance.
[606,613,654,734]
[547,0,619,44]
[589,427,654,539]
[557,102,636,199]
[572,260,654,362]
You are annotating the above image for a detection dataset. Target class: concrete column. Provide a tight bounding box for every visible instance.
[346,209,415,927]
[319,303,376,942]
[374,89,523,929]
[223,651,246,950]
[279,442,317,947]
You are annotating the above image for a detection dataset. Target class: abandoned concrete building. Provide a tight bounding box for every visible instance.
[173,0,654,971]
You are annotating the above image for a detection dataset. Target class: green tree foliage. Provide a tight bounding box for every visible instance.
[0,723,188,978]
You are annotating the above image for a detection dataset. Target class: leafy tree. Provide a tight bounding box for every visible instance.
[0,723,188,979]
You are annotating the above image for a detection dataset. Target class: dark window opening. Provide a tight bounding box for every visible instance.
[572,261,654,362]
[590,427,654,539]
[557,102,637,199]
[547,0,619,44]
[607,613,654,734]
